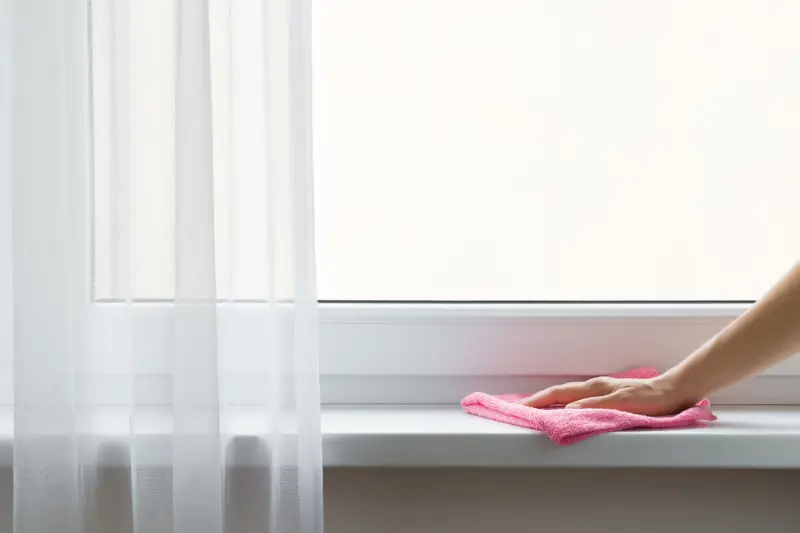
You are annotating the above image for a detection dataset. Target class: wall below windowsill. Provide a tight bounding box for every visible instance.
[323,405,800,469]
[324,468,800,533]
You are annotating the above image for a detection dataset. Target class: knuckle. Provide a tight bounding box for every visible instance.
[586,377,611,390]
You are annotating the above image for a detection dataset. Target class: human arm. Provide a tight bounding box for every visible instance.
[519,262,800,414]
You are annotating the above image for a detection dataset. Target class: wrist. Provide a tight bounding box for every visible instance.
[656,367,707,405]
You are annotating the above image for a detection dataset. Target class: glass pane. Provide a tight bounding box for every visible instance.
[92,0,799,301]
[313,0,799,301]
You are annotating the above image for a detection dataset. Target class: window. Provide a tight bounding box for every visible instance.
[90,0,800,402]
[94,0,799,302]
[314,0,799,301]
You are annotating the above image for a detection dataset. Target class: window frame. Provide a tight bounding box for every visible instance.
[316,302,800,404]
[82,301,800,406]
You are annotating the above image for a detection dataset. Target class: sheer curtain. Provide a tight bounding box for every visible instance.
[4,0,323,532]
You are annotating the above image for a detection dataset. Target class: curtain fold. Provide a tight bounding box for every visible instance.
[5,0,324,531]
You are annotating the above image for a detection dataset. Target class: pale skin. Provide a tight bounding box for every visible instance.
[519,262,800,415]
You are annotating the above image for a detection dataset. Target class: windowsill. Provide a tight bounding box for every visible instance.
[1,405,799,469]
[322,405,800,469]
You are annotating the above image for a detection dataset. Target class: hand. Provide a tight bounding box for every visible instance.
[517,375,698,416]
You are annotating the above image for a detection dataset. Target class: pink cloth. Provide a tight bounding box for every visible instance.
[461,367,716,445]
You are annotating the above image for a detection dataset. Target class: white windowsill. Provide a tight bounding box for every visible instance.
[322,405,800,469]
[1,405,799,469]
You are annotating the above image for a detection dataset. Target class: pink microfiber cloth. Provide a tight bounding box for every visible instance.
[461,367,716,445]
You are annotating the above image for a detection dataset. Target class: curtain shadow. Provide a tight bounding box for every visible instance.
[0,451,12,533]
[83,441,134,533]
[225,436,270,533]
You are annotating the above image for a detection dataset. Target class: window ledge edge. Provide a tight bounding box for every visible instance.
[321,404,800,468]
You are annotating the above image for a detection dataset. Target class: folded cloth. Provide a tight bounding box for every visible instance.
[461,367,716,445]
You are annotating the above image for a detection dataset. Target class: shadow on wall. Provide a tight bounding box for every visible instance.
[324,467,800,533]
[0,444,10,533]
[0,438,284,533]
[4,443,800,533]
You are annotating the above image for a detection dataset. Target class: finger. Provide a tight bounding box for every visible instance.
[566,390,631,411]
[518,381,606,408]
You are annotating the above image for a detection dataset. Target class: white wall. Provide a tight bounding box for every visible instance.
[2,466,799,531]
[325,468,800,533]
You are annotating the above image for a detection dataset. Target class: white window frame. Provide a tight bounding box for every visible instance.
[317,302,800,404]
[84,302,800,406]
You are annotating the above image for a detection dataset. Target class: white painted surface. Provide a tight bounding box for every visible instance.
[323,405,800,468]
[71,303,800,406]
[2,407,800,531]
[3,405,799,469]
[318,303,800,380]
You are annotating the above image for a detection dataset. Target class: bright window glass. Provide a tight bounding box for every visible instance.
[314,0,799,301]
[93,0,800,301]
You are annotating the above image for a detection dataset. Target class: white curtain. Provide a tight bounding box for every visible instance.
[3,0,324,531]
